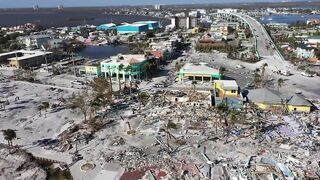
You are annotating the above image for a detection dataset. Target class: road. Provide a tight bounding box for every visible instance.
[226,13,320,98]
[234,13,291,72]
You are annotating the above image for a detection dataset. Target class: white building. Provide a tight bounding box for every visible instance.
[217,9,238,14]
[154,4,162,10]
[18,34,51,49]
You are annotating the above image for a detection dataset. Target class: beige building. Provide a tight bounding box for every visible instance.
[0,50,53,68]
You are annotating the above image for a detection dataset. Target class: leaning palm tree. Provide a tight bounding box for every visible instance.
[277,78,285,90]
[2,129,16,148]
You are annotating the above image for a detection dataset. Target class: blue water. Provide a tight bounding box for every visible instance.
[77,45,129,59]
[260,14,320,25]
[0,9,169,27]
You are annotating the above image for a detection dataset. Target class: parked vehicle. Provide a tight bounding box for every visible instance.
[71,80,85,85]
[279,70,290,76]
[236,64,245,69]
[301,72,315,77]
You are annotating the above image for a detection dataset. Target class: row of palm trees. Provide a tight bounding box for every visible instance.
[2,129,17,149]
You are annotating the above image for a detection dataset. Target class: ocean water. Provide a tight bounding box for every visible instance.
[0,9,169,27]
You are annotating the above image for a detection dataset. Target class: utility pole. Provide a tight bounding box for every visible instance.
[72,52,76,76]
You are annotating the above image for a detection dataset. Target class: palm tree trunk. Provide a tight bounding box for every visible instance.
[129,81,132,97]
[118,78,121,92]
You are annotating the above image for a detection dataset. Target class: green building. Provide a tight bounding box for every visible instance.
[100,54,155,81]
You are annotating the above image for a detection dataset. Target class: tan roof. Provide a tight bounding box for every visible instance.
[127,58,140,65]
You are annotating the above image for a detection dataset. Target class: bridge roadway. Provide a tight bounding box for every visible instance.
[229,13,290,71]
[213,13,320,98]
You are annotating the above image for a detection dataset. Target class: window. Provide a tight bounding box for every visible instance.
[231,90,237,93]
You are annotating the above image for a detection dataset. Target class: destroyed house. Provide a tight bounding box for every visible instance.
[164,90,212,107]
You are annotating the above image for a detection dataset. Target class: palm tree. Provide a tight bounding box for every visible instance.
[191,80,197,91]
[125,65,133,96]
[118,64,124,92]
[143,62,151,80]
[175,62,181,71]
[37,105,43,116]
[219,66,226,80]
[2,129,16,148]
[260,63,268,80]
[277,78,285,90]
[216,103,229,142]
[42,102,49,112]
[253,69,262,88]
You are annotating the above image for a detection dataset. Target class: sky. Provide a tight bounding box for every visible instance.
[0,0,308,8]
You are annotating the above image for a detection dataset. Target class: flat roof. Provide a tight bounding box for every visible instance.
[101,54,152,66]
[7,50,52,61]
[134,21,158,24]
[117,24,147,27]
[180,62,219,75]
[215,80,238,89]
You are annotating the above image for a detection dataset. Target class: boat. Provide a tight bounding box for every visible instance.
[268,17,273,21]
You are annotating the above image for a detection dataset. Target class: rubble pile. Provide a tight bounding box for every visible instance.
[104,146,179,173]
[0,145,47,180]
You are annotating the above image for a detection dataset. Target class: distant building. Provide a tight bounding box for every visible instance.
[154,4,162,10]
[48,39,65,50]
[211,22,239,33]
[97,23,116,31]
[171,16,199,29]
[116,24,149,34]
[18,34,51,49]
[33,5,39,11]
[58,5,64,10]
[295,43,315,59]
[267,23,289,29]
[0,50,53,68]
[133,21,160,30]
[307,35,320,46]
[217,8,238,14]
[178,62,221,82]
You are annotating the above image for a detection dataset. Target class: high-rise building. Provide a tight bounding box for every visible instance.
[154,4,162,10]
[33,5,39,11]
[58,5,64,10]
[171,16,199,29]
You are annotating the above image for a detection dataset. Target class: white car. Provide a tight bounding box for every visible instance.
[301,72,315,77]
[236,65,245,69]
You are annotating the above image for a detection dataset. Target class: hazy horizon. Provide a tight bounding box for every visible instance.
[0,0,317,8]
